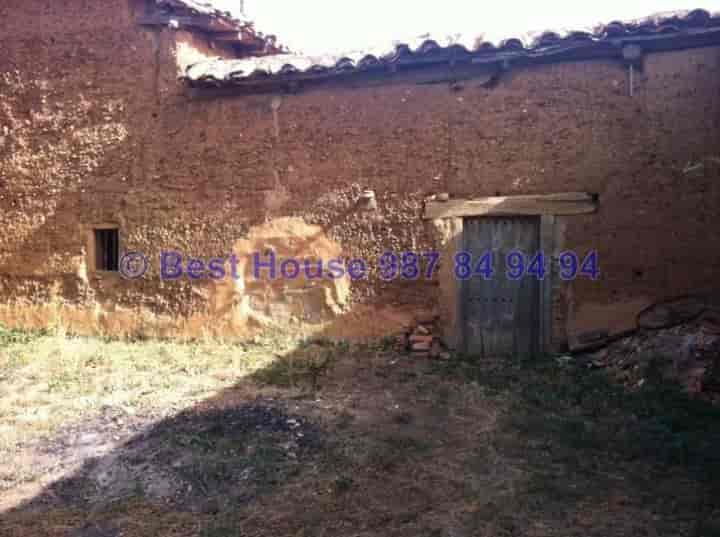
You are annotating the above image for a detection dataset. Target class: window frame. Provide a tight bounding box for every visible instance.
[87,224,121,274]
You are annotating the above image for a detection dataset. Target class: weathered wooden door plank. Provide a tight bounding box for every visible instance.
[461,216,540,358]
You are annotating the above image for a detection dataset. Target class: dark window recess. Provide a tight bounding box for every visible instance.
[95,229,119,271]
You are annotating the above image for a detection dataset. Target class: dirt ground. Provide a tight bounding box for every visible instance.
[1,329,720,537]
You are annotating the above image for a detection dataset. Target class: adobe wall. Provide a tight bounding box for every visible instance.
[157,47,720,344]
[0,0,193,336]
[1,2,718,343]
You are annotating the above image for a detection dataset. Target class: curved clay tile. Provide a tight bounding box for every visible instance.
[357,55,381,69]
[417,40,442,54]
[246,69,271,79]
[532,31,562,48]
[601,21,627,37]
[183,8,720,86]
[686,9,711,27]
[390,44,414,60]
[279,64,300,75]
[227,70,249,80]
[474,42,498,53]
[498,38,525,51]
[334,58,357,71]
[447,43,472,55]
[197,74,219,83]
[565,31,594,41]
[156,0,244,24]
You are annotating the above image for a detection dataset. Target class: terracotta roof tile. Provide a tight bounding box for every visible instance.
[184,9,720,88]
[155,0,248,25]
[147,0,283,54]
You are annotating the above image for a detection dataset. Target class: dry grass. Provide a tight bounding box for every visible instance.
[2,326,720,536]
[0,326,309,454]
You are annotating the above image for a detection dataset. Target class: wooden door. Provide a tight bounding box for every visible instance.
[461,216,540,358]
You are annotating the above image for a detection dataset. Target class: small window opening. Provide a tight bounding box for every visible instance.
[95,229,119,271]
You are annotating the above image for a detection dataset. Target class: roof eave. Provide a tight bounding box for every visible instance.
[184,27,720,91]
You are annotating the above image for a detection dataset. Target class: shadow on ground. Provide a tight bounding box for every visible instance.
[3,337,720,537]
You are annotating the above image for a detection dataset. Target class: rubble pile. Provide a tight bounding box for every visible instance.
[581,316,720,401]
[397,312,450,360]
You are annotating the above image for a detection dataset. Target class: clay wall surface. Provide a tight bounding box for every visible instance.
[1,1,718,342]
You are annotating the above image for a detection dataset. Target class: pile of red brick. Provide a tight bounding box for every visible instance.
[397,313,450,360]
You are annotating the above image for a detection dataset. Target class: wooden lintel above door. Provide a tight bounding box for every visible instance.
[424,192,598,220]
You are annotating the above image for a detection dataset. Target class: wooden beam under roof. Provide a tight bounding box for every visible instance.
[424,193,598,219]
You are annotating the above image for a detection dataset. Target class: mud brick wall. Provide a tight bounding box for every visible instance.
[0,0,236,335]
[1,0,719,343]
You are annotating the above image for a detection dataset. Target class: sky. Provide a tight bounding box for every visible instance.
[214,1,720,54]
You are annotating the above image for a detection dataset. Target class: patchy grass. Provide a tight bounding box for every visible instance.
[0,330,313,454]
[251,338,348,389]
[2,328,720,536]
[433,354,720,535]
[0,324,46,347]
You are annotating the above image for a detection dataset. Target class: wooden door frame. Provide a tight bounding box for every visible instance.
[425,193,598,354]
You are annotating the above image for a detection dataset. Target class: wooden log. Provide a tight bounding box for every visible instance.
[424,192,597,219]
